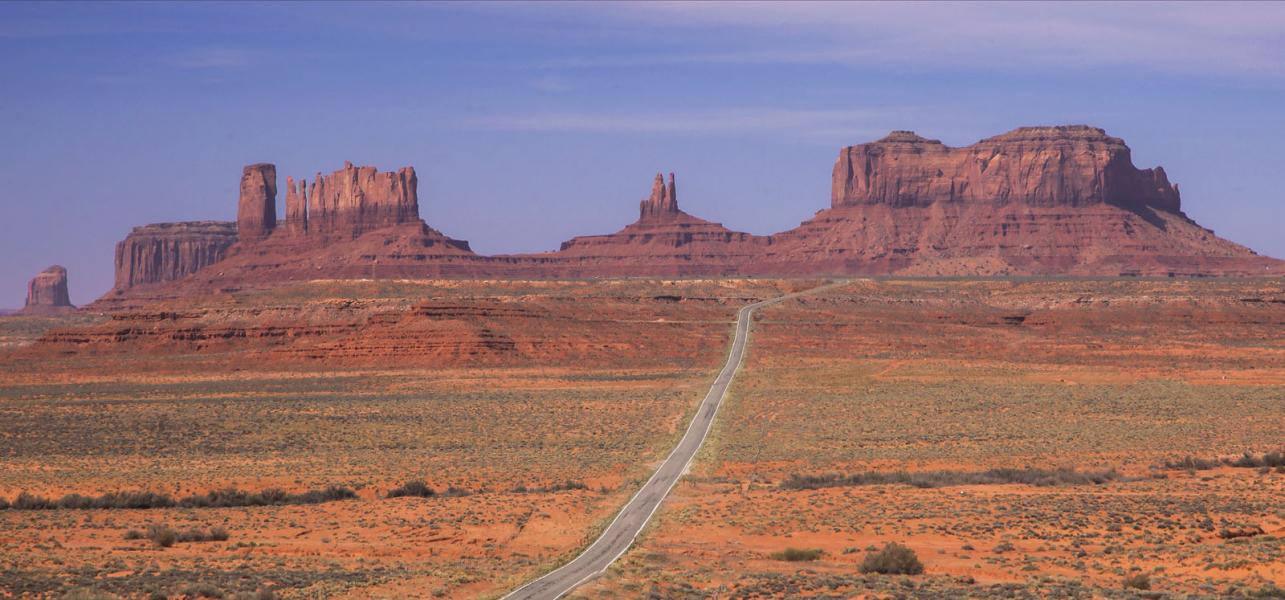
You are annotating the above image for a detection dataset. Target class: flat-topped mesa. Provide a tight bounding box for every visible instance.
[639,172,680,221]
[305,161,420,239]
[237,163,277,239]
[832,125,1182,214]
[24,265,73,312]
[113,222,238,290]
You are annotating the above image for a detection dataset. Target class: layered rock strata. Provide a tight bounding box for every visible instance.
[542,172,768,277]
[237,163,277,240]
[301,162,420,240]
[757,125,1275,277]
[831,127,1181,213]
[96,124,1280,306]
[113,222,238,290]
[23,265,74,313]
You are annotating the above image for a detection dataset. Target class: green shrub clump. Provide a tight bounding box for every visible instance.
[769,547,825,562]
[860,542,924,575]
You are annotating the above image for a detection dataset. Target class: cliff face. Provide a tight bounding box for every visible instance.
[296,162,420,240]
[831,126,1182,214]
[760,126,1271,277]
[23,265,73,313]
[113,222,238,290]
[237,163,277,240]
[94,124,1280,305]
[638,172,680,221]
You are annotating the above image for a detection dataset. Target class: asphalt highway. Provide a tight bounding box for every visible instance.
[502,283,843,600]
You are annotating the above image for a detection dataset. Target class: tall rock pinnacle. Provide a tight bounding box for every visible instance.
[639,172,679,221]
[237,163,277,240]
[285,175,309,235]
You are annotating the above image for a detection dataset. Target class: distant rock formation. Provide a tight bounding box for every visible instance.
[237,163,277,240]
[301,162,420,240]
[639,172,680,221]
[23,265,74,313]
[283,175,308,235]
[113,222,238,290]
[831,126,1181,213]
[761,126,1273,277]
[94,125,1281,306]
[548,171,767,276]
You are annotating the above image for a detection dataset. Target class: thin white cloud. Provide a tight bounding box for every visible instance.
[529,1,1285,78]
[461,107,893,137]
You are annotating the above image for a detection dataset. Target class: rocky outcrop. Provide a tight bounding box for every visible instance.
[543,172,768,277]
[283,175,308,235]
[761,126,1275,277]
[113,222,238,290]
[832,126,1182,213]
[23,265,73,313]
[94,125,1280,304]
[639,172,680,221]
[302,162,420,240]
[237,163,277,240]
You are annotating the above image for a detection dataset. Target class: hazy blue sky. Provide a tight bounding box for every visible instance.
[2,2,1283,305]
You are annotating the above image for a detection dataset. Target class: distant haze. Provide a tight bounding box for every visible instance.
[2,2,1283,306]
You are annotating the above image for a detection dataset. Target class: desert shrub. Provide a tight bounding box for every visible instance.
[178,486,355,508]
[387,480,435,498]
[1232,450,1285,468]
[128,524,228,544]
[860,542,924,575]
[442,486,471,497]
[181,583,224,598]
[512,480,589,494]
[3,486,351,511]
[147,524,177,548]
[1162,456,1221,470]
[770,547,824,562]
[1248,583,1285,598]
[0,497,8,510]
[60,589,119,600]
[230,591,275,600]
[12,492,56,510]
[781,467,1119,491]
[177,526,230,542]
[284,485,358,504]
[57,491,175,510]
[1162,450,1284,471]
[1122,573,1151,590]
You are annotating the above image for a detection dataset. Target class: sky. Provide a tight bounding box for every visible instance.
[1,1,1283,306]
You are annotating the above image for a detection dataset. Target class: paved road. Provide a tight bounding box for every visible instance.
[502,283,843,600]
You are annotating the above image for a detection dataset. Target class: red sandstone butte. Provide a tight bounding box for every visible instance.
[112,221,238,290]
[94,125,1282,306]
[755,126,1279,277]
[23,265,74,314]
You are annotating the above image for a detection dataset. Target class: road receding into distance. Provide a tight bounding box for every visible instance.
[503,282,845,600]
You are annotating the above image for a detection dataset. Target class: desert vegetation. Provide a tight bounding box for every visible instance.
[573,278,1285,598]
[0,279,795,598]
[781,467,1121,490]
[0,486,356,511]
[124,523,230,547]
[859,543,924,575]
